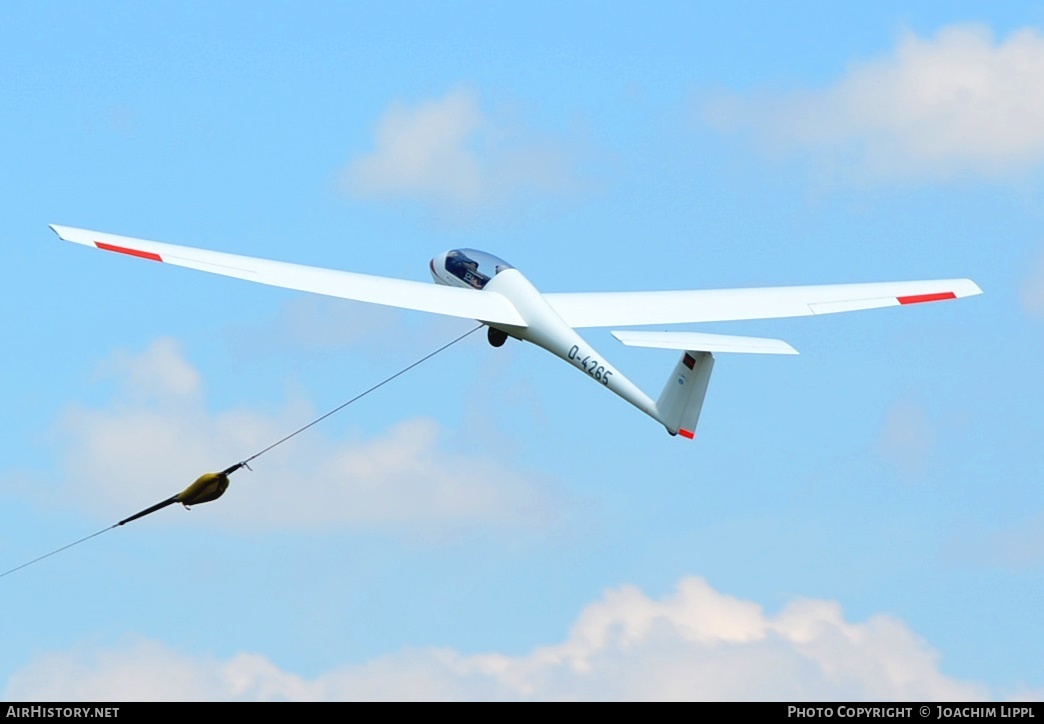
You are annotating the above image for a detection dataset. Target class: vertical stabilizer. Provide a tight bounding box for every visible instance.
[656,351,714,438]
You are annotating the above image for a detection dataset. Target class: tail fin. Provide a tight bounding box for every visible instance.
[656,351,714,439]
[611,330,795,439]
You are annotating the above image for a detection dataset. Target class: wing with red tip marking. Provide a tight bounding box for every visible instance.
[50,225,527,327]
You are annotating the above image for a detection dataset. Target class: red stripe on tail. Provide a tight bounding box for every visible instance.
[679,428,695,439]
[897,291,956,305]
[95,242,163,262]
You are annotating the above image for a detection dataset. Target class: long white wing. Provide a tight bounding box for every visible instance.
[50,225,527,327]
[544,279,982,328]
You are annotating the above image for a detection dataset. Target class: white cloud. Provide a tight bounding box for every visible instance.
[102,337,202,402]
[4,576,990,701]
[342,88,577,210]
[707,24,1044,181]
[44,339,555,534]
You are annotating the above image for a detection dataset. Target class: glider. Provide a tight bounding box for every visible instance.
[50,225,981,439]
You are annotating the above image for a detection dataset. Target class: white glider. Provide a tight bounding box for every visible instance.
[50,224,981,439]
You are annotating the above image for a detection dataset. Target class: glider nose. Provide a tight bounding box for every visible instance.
[429,252,446,284]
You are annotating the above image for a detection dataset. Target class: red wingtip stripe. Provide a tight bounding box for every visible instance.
[95,241,163,263]
[897,291,956,305]
[679,429,695,439]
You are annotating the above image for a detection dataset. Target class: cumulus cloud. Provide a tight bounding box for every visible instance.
[707,24,1044,181]
[4,576,988,701]
[44,338,555,534]
[342,88,577,210]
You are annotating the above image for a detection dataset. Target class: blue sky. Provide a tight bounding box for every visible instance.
[2,1,1042,700]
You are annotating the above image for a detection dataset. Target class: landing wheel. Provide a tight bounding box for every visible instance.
[487,327,508,347]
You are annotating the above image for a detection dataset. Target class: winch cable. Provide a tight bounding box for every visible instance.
[0,323,484,580]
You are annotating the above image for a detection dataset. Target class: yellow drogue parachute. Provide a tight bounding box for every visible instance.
[177,471,230,507]
[116,466,240,527]
[0,466,244,580]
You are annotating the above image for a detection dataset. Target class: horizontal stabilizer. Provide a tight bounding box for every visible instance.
[612,330,798,355]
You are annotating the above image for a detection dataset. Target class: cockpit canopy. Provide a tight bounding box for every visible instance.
[439,249,513,290]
